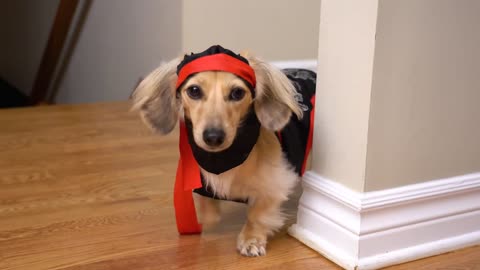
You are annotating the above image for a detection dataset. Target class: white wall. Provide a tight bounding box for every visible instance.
[0,0,59,95]
[182,0,320,61]
[54,0,182,104]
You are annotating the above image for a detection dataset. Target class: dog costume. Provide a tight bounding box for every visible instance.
[174,45,316,234]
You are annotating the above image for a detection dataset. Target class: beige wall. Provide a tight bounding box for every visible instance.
[2,0,318,103]
[0,0,59,95]
[311,0,480,192]
[182,0,320,61]
[311,0,378,192]
[365,0,480,191]
[54,0,182,103]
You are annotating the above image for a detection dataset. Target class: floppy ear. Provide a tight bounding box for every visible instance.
[245,55,303,131]
[131,57,181,134]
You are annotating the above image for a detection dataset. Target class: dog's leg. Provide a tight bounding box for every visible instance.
[237,198,284,257]
[194,193,221,230]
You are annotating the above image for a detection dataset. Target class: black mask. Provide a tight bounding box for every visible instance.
[184,106,261,175]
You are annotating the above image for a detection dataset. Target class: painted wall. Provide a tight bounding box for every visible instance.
[182,0,320,61]
[310,0,480,192]
[54,0,182,104]
[0,0,59,95]
[365,0,480,191]
[311,0,378,192]
[1,0,318,103]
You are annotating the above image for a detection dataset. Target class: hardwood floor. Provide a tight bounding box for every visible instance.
[0,102,478,270]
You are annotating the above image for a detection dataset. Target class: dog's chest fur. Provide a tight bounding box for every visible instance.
[192,68,316,204]
[200,129,299,203]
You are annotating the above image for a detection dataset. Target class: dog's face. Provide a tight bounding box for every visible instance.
[179,71,253,152]
[131,53,303,145]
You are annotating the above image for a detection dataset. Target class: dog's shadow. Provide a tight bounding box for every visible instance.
[203,183,303,237]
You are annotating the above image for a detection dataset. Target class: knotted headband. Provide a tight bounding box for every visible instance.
[175,45,256,95]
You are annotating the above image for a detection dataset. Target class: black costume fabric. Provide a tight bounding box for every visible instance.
[192,68,317,202]
[278,68,317,175]
[184,106,261,175]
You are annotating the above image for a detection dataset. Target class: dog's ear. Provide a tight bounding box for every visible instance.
[131,57,181,134]
[245,54,303,131]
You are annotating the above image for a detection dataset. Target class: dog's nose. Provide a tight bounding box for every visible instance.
[203,128,225,147]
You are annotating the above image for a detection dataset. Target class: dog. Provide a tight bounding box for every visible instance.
[132,45,315,257]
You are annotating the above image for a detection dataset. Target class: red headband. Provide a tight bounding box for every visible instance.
[175,53,256,90]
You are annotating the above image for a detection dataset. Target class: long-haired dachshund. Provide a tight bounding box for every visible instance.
[132,45,315,256]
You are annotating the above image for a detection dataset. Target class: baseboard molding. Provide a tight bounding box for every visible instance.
[270,60,317,72]
[288,171,480,270]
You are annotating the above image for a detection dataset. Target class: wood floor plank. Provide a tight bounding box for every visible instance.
[0,102,479,270]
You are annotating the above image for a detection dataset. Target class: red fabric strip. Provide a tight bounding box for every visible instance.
[300,95,316,176]
[176,53,256,89]
[174,121,202,234]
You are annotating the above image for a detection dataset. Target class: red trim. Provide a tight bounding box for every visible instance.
[300,95,316,176]
[174,121,202,234]
[176,53,256,89]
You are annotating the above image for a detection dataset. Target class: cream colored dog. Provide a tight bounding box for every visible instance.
[132,50,303,257]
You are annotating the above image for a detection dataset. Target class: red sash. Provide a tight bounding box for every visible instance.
[174,121,202,234]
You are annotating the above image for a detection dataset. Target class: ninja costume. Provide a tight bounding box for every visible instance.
[173,45,316,234]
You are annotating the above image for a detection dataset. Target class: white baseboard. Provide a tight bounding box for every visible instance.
[270,59,318,72]
[288,171,480,270]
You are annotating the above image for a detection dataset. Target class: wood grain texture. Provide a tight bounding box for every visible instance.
[0,102,478,270]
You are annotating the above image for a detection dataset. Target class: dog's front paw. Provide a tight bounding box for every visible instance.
[237,237,267,257]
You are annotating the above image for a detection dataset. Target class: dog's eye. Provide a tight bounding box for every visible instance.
[186,85,203,100]
[229,87,245,101]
